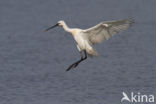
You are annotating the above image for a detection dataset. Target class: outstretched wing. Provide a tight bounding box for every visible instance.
[83,18,134,44]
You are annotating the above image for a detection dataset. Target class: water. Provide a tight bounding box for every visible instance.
[0,0,156,104]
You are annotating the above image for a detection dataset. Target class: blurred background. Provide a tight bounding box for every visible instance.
[0,0,156,104]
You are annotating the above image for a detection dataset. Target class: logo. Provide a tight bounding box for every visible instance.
[121,92,154,103]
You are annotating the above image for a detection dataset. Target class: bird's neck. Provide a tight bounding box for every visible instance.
[62,22,72,33]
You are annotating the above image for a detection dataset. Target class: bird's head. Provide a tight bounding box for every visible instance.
[43,20,65,32]
[57,20,65,27]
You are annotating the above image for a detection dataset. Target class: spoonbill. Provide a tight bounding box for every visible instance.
[43,18,134,71]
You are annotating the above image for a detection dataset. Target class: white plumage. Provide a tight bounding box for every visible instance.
[83,19,133,44]
[44,18,134,71]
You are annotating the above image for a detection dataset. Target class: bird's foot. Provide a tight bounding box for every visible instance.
[66,62,79,71]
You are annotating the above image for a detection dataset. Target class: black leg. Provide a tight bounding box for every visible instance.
[66,50,87,71]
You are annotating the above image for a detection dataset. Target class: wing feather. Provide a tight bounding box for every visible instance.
[83,18,134,44]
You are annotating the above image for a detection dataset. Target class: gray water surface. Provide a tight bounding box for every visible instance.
[0,0,156,104]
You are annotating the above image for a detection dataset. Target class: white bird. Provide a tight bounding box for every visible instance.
[43,18,134,71]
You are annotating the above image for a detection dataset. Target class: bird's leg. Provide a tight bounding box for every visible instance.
[66,51,87,71]
[66,52,83,71]
[74,51,87,67]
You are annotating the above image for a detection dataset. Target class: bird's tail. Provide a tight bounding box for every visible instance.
[86,47,98,57]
